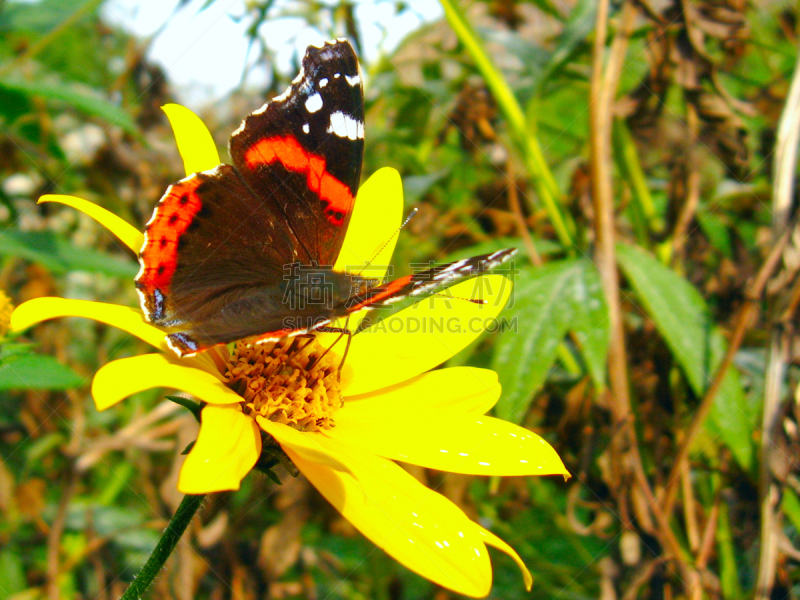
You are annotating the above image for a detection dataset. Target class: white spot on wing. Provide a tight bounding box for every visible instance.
[327,111,364,140]
[166,336,196,357]
[334,73,341,78]
[272,85,292,103]
[319,78,328,88]
[291,66,305,84]
[305,93,323,113]
[345,74,361,87]
[302,123,310,134]
[232,120,247,136]
[135,287,148,314]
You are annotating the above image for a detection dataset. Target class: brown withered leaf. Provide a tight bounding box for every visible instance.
[684,85,749,179]
[258,476,311,580]
[619,1,752,177]
[615,26,672,130]
[15,477,46,519]
[440,82,498,152]
[681,0,748,60]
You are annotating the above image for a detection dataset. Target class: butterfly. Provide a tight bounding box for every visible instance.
[135,39,515,357]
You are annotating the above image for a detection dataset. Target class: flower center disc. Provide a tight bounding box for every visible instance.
[225,337,342,432]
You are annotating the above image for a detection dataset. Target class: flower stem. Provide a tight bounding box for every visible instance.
[120,493,205,600]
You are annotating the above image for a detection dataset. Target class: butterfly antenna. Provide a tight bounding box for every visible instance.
[356,208,419,277]
[432,292,487,305]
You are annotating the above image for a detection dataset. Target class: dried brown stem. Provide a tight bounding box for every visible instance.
[755,51,800,599]
[756,330,787,599]
[591,3,704,592]
[681,462,700,551]
[670,104,701,262]
[46,470,78,600]
[590,0,633,425]
[622,558,665,600]
[662,230,790,517]
[591,1,635,534]
[779,274,800,322]
[695,492,720,570]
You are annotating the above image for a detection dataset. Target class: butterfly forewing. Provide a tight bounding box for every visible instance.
[229,40,364,267]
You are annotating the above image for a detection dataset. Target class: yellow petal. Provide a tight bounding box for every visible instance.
[162,104,221,175]
[92,354,237,410]
[285,436,493,597]
[318,168,405,342]
[255,417,350,472]
[38,195,143,253]
[345,367,500,414]
[178,404,261,494]
[343,275,513,396]
[333,167,403,276]
[331,401,568,477]
[11,298,167,350]
[474,525,533,591]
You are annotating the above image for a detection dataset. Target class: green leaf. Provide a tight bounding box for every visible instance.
[402,169,449,203]
[567,261,609,390]
[533,0,595,95]
[0,78,137,136]
[616,243,754,469]
[492,259,608,422]
[782,487,800,533]
[697,210,734,258]
[0,549,27,596]
[0,230,137,278]
[0,353,83,390]
[26,431,66,463]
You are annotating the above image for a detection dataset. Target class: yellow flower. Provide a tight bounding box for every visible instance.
[10,104,568,597]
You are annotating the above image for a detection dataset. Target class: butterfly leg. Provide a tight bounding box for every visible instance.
[315,317,353,378]
[272,335,318,375]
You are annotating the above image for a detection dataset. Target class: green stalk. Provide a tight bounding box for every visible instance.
[716,497,742,598]
[556,343,581,376]
[439,0,575,249]
[612,119,661,236]
[120,494,205,600]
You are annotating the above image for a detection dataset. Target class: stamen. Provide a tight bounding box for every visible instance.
[224,337,341,432]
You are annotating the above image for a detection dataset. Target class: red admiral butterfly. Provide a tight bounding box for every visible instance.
[135,39,515,357]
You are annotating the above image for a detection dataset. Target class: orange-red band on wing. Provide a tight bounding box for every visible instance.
[137,177,203,293]
[244,135,353,226]
[346,275,414,312]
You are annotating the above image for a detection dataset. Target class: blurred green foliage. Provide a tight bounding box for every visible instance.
[2,0,800,598]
